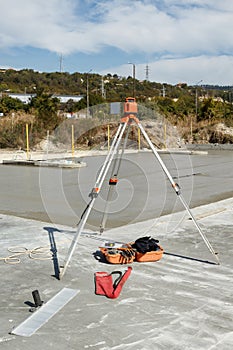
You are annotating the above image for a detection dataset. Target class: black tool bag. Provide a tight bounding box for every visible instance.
[131,236,160,254]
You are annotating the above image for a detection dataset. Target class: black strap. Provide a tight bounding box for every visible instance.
[111,271,123,289]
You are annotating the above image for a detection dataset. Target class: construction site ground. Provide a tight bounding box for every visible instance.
[0,197,233,350]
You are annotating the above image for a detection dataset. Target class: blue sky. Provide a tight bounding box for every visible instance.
[0,0,233,85]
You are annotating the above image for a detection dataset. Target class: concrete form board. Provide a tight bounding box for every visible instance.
[11,288,79,337]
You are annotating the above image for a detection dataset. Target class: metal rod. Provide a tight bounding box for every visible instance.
[26,123,30,160]
[138,123,176,186]
[178,194,219,262]
[138,122,219,264]
[96,123,124,185]
[59,122,128,279]
[96,122,128,191]
[107,124,110,151]
[100,124,131,233]
[71,125,74,158]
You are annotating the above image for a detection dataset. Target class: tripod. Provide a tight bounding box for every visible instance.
[59,98,219,279]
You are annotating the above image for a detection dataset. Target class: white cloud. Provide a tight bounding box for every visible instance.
[0,0,79,53]
[148,55,233,85]
[104,55,233,85]
[0,0,233,56]
[80,0,233,57]
[0,0,233,84]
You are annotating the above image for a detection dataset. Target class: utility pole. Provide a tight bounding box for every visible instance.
[191,79,203,143]
[162,85,166,97]
[128,62,136,98]
[59,54,63,73]
[145,64,149,81]
[86,69,92,118]
[195,80,203,120]
[101,76,106,99]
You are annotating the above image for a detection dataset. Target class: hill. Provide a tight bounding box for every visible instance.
[0,69,233,148]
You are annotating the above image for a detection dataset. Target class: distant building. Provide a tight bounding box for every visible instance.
[60,111,89,119]
[7,93,84,104]
[52,94,84,103]
[8,93,36,104]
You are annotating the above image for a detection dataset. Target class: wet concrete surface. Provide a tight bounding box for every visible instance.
[0,150,233,230]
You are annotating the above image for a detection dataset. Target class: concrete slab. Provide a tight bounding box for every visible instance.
[0,197,233,349]
[2,158,86,168]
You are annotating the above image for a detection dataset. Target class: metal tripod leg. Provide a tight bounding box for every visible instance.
[59,122,128,279]
[138,122,220,265]
[100,124,131,234]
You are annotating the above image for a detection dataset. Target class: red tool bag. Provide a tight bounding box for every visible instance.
[94,266,132,299]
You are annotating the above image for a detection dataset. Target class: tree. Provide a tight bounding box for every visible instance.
[30,87,62,132]
[0,96,28,114]
[173,95,195,117]
[198,98,215,122]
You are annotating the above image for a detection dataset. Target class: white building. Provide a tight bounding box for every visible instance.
[8,93,36,104]
[7,93,84,104]
[53,94,84,103]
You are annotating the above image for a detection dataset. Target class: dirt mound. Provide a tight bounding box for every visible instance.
[76,120,182,150]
